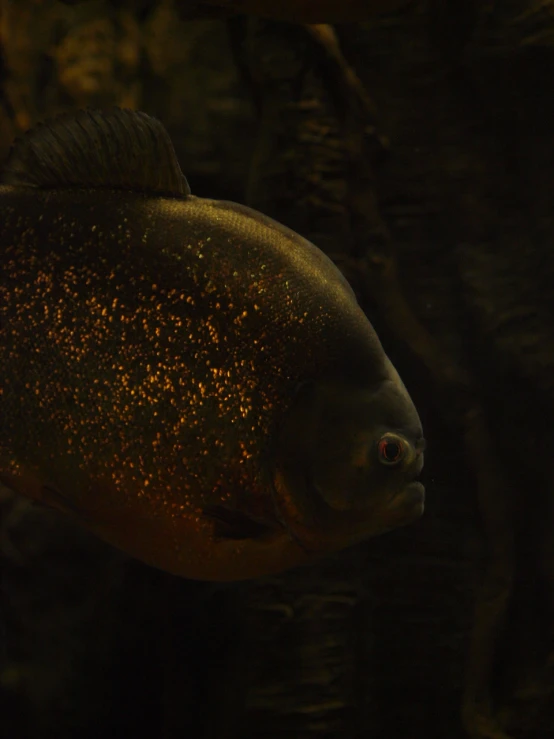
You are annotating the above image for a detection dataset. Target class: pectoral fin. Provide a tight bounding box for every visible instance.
[0,471,43,502]
[202,505,277,541]
[0,471,91,521]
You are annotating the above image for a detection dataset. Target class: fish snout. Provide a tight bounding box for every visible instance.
[412,442,425,473]
[414,436,426,456]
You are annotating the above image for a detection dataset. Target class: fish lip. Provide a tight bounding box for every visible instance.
[397,480,425,512]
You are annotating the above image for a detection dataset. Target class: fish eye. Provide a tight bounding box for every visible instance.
[377,434,405,466]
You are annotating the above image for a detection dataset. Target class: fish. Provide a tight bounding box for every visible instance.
[0,108,425,581]
[57,0,408,23]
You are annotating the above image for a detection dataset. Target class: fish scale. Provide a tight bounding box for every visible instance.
[1,194,311,504]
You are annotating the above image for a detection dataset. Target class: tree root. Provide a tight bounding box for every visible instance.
[342,69,516,739]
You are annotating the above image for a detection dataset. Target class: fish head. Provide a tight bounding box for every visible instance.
[272,359,425,553]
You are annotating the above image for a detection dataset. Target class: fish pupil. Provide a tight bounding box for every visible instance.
[384,442,400,460]
[378,437,403,464]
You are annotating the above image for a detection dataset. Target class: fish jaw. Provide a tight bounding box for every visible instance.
[270,463,425,556]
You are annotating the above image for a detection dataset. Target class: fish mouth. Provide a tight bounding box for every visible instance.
[397,480,425,517]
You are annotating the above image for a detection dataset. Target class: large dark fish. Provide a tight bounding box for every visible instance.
[0,109,425,581]
[57,0,407,23]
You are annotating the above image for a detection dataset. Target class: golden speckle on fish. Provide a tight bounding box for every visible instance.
[0,108,425,581]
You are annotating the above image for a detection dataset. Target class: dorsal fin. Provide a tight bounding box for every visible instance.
[1,108,191,198]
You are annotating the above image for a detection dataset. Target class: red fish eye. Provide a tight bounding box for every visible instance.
[378,436,404,465]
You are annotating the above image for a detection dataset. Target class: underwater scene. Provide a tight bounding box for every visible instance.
[1,2,553,738]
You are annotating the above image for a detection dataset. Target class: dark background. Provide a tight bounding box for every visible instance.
[1,1,554,738]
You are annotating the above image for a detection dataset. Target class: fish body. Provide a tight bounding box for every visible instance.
[0,109,424,580]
